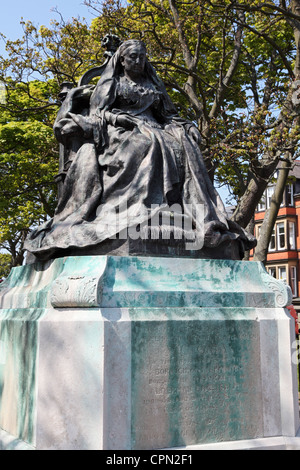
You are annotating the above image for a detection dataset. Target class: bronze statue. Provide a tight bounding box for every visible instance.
[24,39,255,261]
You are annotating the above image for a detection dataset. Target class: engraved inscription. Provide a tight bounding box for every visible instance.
[131,320,263,450]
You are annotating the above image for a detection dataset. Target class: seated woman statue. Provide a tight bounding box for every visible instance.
[24,39,255,261]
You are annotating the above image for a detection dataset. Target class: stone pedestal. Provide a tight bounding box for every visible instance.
[0,256,299,450]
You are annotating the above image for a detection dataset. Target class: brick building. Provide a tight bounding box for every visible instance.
[250,160,300,312]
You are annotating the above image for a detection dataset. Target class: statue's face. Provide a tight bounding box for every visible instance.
[120,44,146,77]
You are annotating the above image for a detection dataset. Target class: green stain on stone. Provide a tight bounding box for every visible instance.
[0,255,289,449]
[129,308,263,449]
[0,308,46,445]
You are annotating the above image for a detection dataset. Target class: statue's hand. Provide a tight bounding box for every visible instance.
[115,114,137,130]
[59,118,81,136]
[71,85,94,102]
[65,113,94,138]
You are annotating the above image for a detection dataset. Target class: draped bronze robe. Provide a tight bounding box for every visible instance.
[24,49,255,260]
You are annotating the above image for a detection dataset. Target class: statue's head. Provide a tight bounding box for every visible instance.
[118,39,146,54]
[118,40,147,78]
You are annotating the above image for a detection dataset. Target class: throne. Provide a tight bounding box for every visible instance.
[54,34,122,198]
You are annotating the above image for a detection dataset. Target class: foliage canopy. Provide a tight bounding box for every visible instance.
[1,0,300,265]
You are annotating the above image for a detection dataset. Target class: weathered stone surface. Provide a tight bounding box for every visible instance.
[130,311,262,448]
[0,255,298,450]
[0,255,292,310]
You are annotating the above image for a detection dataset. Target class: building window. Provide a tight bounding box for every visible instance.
[258,195,266,212]
[276,222,286,250]
[288,221,296,250]
[257,181,294,212]
[290,266,298,297]
[268,267,276,278]
[256,221,289,251]
[286,184,294,207]
[266,186,275,210]
[278,266,287,282]
[256,219,296,252]
[269,226,276,251]
[267,264,297,297]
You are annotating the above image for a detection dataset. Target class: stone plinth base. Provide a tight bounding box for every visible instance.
[172,432,300,450]
[1,428,300,451]
[0,256,299,450]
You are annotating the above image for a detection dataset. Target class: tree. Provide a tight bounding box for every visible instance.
[0,253,12,279]
[0,80,59,265]
[0,16,111,266]
[252,0,300,262]
[84,0,300,262]
[2,1,300,265]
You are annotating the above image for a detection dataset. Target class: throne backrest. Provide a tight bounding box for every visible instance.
[58,34,121,102]
[55,35,122,194]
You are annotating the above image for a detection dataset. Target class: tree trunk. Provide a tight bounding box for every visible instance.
[243,215,255,261]
[253,159,292,264]
[231,158,279,228]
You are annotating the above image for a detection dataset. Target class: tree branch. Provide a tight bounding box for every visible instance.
[209,9,245,119]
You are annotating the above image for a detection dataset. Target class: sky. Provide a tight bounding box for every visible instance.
[0,0,231,204]
[0,0,95,48]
